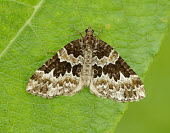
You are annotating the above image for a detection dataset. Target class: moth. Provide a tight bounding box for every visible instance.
[26,25,145,102]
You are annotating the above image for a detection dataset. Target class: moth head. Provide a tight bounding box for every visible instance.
[85,24,94,36]
[85,29,94,33]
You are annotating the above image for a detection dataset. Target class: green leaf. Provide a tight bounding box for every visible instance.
[0,0,169,132]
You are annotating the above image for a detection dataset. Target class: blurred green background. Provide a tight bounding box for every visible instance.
[115,16,170,133]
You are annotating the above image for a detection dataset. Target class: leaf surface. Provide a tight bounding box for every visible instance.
[0,0,169,132]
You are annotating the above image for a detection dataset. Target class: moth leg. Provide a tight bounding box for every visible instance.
[73,24,83,38]
[67,31,84,37]
[112,46,117,49]
[96,27,102,37]
[95,26,102,37]
[47,51,58,53]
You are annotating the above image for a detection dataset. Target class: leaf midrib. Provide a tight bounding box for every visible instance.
[0,0,44,59]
